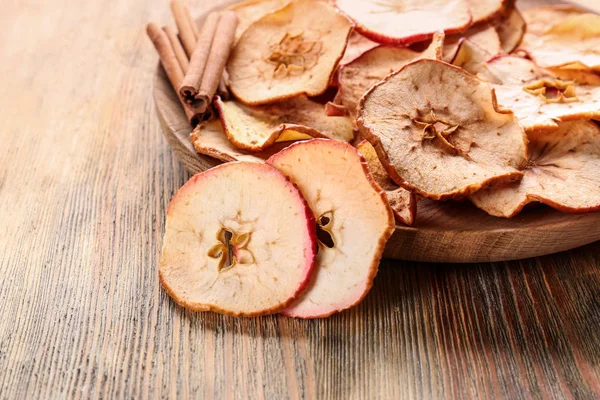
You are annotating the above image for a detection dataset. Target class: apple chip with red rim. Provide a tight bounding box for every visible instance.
[215,96,354,152]
[357,140,416,226]
[520,6,600,71]
[160,162,317,316]
[336,32,444,118]
[334,0,471,45]
[467,0,506,24]
[338,31,379,66]
[227,0,352,105]
[228,0,289,44]
[267,139,395,318]
[470,121,600,218]
[190,120,290,163]
[357,59,528,200]
[482,56,600,132]
[492,5,526,54]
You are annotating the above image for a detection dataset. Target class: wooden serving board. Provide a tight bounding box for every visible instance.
[152,0,600,263]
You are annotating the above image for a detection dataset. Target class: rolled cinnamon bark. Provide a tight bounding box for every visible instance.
[147,23,202,126]
[179,11,221,104]
[195,11,238,111]
[163,26,189,72]
[170,0,197,57]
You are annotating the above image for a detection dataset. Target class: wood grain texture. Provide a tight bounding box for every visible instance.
[1,0,600,398]
[154,0,600,263]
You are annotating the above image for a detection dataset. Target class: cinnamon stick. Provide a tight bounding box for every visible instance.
[179,11,221,104]
[196,11,238,111]
[163,26,189,72]
[170,0,197,57]
[146,23,203,126]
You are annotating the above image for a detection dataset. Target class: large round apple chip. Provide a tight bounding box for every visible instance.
[227,0,352,105]
[267,139,395,318]
[336,32,444,118]
[215,96,354,152]
[334,0,471,45]
[482,56,600,132]
[470,121,600,218]
[467,0,506,24]
[228,0,289,44]
[160,162,317,316]
[190,120,290,163]
[492,5,526,53]
[520,6,600,71]
[357,59,528,200]
[357,140,416,226]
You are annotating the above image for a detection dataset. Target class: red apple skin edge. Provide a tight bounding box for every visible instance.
[267,139,396,319]
[333,2,473,46]
[160,162,318,317]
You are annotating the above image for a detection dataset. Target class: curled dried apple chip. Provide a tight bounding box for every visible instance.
[267,139,395,318]
[190,120,290,163]
[492,5,526,53]
[334,0,471,45]
[227,0,352,105]
[482,56,600,132]
[357,140,416,226]
[521,6,600,70]
[444,25,501,62]
[338,31,379,66]
[467,0,506,24]
[357,59,528,200]
[227,0,289,44]
[470,121,600,217]
[215,96,354,152]
[336,32,443,118]
[160,162,317,316]
[450,39,492,76]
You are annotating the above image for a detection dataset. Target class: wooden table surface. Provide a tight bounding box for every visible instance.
[1,0,600,398]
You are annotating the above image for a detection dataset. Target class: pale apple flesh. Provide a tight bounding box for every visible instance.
[481,56,600,132]
[357,59,528,200]
[470,121,600,217]
[227,0,352,105]
[160,162,317,316]
[190,120,291,163]
[334,0,471,45]
[267,139,395,318]
[215,96,354,152]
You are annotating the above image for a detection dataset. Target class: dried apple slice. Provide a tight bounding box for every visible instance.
[336,32,444,118]
[450,39,491,76]
[227,0,352,105]
[520,6,600,70]
[482,56,600,132]
[492,5,526,53]
[215,96,354,152]
[267,139,395,318]
[467,0,506,24]
[443,25,501,62]
[357,59,528,200]
[470,121,600,217]
[190,120,290,163]
[227,0,289,44]
[160,162,317,316]
[334,0,471,45]
[339,31,379,66]
[357,140,416,226]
